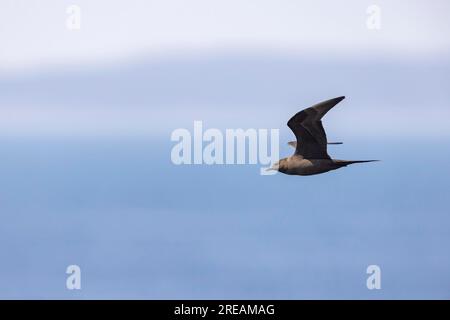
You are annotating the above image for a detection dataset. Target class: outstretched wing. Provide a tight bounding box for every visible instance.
[287,96,345,159]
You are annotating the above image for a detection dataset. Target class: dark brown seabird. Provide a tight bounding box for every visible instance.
[269,96,378,176]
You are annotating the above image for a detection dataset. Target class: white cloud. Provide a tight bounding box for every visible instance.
[1,0,449,71]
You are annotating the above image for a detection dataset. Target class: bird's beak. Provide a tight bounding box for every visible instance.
[266,163,279,171]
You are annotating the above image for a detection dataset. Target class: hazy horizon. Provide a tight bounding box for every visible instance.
[1,0,449,299]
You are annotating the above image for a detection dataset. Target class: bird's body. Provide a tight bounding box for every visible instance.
[270,96,378,176]
[277,156,376,176]
[277,157,341,176]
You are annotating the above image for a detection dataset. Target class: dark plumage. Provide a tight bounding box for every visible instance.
[269,96,378,176]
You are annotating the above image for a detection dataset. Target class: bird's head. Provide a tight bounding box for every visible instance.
[266,158,287,173]
[266,162,279,172]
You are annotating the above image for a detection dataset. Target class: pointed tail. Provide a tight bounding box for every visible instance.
[336,160,380,166]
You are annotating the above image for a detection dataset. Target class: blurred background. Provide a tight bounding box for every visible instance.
[0,0,449,299]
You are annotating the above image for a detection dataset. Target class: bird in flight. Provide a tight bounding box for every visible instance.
[269,96,378,176]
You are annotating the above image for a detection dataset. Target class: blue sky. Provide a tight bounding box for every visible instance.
[0,0,449,299]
